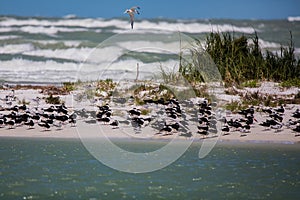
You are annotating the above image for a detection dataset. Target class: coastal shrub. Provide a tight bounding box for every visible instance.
[96,79,117,92]
[182,31,300,86]
[45,94,61,104]
[63,82,76,92]
[92,79,117,98]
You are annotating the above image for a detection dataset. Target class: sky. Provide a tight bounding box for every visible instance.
[0,0,300,19]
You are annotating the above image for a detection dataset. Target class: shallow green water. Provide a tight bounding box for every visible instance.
[0,138,299,199]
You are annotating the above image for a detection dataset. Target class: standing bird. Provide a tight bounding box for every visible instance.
[124,6,141,29]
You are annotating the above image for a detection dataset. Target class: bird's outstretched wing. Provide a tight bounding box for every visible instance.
[130,6,140,14]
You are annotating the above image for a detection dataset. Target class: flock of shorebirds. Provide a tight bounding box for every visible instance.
[0,90,76,131]
[0,89,300,138]
[221,105,300,137]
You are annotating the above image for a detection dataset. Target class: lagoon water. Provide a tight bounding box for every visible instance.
[0,137,299,199]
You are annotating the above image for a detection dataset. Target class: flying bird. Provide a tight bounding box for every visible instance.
[124,6,140,29]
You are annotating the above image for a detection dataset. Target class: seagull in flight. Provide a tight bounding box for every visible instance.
[124,6,141,29]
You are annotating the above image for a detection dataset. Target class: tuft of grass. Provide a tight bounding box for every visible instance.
[18,98,30,105]
[225,101,245,112]
[141,108,152,116]
[63,82,76,92]
[242,80,260,88]
[95,79,117,98]
[158,64,181,84]
[280,78,300,88]
[45,94,62,104]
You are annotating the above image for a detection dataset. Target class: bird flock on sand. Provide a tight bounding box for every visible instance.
[0,90,76,131]
[1,89,300,138]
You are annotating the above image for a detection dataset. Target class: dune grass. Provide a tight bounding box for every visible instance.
[179,31,300,87]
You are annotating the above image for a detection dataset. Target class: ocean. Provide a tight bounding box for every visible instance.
[0,16,300,84]
[0,138,299,199]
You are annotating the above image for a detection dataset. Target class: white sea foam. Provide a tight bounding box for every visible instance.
[0,17,126,29]
[33,40,83,47]
[0,17,257,34]
[0,57,178,82]
[0,35,20,40]
[288,16,300,22]
[63,14,77,19]
[21,40,187,63]
[0,59,79,83]
[0,58,79,72]
[23,48,91,62]
[0,43,35,54]
[259,39,281,49]
[22,46,124,63]
[248,39,281,49]
[0,26,88,35]
[136,20,256,34]
[118,41,182,54]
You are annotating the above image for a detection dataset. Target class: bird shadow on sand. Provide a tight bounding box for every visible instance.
[41,129,51,132]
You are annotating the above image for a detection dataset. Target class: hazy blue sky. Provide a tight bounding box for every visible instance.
[0,0,299,19]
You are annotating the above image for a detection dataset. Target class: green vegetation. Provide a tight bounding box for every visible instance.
[18,98,30,105]
[95,79,117,98]
[63,82,76,92]
[158,64,181,84]
[45,94,62,104]
[179,31,300,87]
[140,108,152,116]
[242,80,260,88]
[208,31,299,85]
[280,78,300,88]
[132,84,176,105]
[225,101,245,112]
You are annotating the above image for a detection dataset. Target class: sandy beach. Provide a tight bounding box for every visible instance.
[1,85,299,144]
[1,119,299,144]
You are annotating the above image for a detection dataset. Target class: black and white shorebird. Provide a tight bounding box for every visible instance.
[159,125,173,136]
[124,6,140,29]
[110,120,119,129]
[240,124,251,136]
[24,119,35,129]
[292,109,300,119]
[292,125,300,136]
[5,118,15,129]
[38,122,51,131]
[221,125,230,135]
